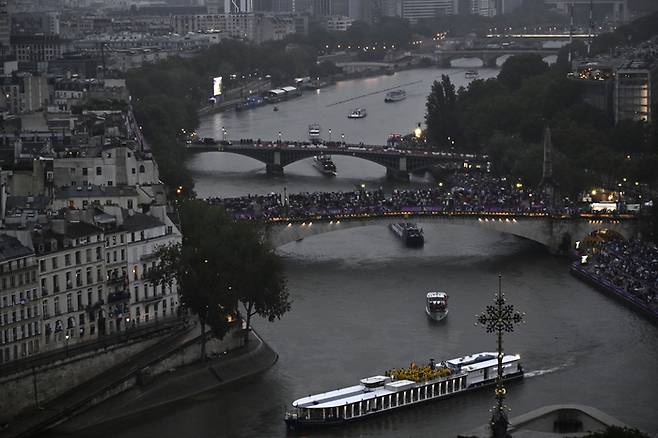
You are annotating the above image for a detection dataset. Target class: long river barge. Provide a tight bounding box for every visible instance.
[284,352,523,429]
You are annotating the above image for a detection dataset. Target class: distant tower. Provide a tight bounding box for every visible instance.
[540,125,556,207]
[587,0,594,56]
[568,2,574,63]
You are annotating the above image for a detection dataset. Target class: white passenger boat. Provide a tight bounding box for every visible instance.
[384,89,406,102]
[348,108,367,119]
[308,123,321,140]
[426,292,448,321]
[465,70,479,79]
[284,352,523,429]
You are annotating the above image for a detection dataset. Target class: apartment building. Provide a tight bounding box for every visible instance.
[0,235,40,364]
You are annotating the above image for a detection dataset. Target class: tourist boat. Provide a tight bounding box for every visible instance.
[348,108,367,119]
[308,123,322,140]
[426,292,448,321]
[284,352,523,430]
[390,222,424,247]
[313,155,336,176]
[384,89,406,102]
[465,70,479,79]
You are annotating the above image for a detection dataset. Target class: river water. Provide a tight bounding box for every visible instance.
[69,66,658,437]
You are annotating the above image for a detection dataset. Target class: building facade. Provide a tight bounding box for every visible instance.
[0,235,40,364]
[615,60,656,123]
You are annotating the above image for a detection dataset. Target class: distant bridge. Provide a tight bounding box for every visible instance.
[265,211,638,255]
[434,47,560,68]
[187,140,489,180]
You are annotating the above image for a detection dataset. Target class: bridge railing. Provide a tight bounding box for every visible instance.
[220,206,635,224]
[208,138,490,162]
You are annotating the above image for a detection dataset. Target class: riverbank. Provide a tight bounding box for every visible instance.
[50,329,278,435]
[570,264,658,322]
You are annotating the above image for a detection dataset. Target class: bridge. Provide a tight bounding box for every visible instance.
[265,211,638,255]
[434,47,561,68]
[187,140,490,180]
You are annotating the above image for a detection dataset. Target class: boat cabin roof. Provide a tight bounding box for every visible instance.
[427,292,447,299]
[447,353,520,372]
[360,375,389,386]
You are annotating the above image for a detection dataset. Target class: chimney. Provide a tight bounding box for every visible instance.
[51,218,67,235]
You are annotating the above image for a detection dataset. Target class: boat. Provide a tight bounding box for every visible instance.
[384,89,406,102]
[348,108,367,119]
[425,292,448,321]
[465,70,479,79]
[284,352,523,430]
[390,222,424,247]
[313,155,336,176]
[273,106,279,112]
[308,123,322,140]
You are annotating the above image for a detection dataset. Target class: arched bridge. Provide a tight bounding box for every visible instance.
[187,140,490,180]
[266,211,638,255]
[434,48,560,68]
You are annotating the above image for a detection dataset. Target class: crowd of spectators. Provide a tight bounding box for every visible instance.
[580,238,658,314]
[205,173,550,220]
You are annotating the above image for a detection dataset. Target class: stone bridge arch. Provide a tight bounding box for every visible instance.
[267,214,639,255]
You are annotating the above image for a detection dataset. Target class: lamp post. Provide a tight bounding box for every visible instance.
[278,131,282,143]
[64,333,70,357]
[341,133,345,144]
[328,128,332,142]
[222,127,227,141]
[475,276,524,438]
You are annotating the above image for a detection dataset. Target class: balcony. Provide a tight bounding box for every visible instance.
[108,290,131,304]
[107,274,127,286]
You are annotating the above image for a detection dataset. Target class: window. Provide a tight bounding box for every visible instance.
[66,293,72,312]
[76,291,82,309]
[87,289,92,305]
[96,167,102,176]
[128,200,133,209]
[96,247,101,261]
[39,260,45,272]
[54,297,60,315]
[107,181,113,186]
[131,168,136,174]
[139,165,145,173]
[75,251,81,265]
[64,254,71,266]
[82,168,88,176]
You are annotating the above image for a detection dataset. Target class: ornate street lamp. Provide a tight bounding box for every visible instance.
[475,276,524,438]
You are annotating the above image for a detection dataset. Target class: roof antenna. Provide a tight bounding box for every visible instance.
[587,0,594,56]
[568,2,575,63]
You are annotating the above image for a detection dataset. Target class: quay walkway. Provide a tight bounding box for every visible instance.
[1,322,197,438]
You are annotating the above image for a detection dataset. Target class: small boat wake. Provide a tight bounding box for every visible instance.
[525,359,574,378]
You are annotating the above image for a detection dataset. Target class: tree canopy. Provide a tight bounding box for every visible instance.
[148,201,291,356]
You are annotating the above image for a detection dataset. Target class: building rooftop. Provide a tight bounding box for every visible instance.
[122,211,163,232]
[55,185,138,199]
[0,234,34,261]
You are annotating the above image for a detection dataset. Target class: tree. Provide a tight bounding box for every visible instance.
[148,201,291,357]
[498,54,549,90]
[425,75,461,149]
[229,221,290,344]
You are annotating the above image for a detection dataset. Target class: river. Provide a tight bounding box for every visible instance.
[65,66,658,437]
